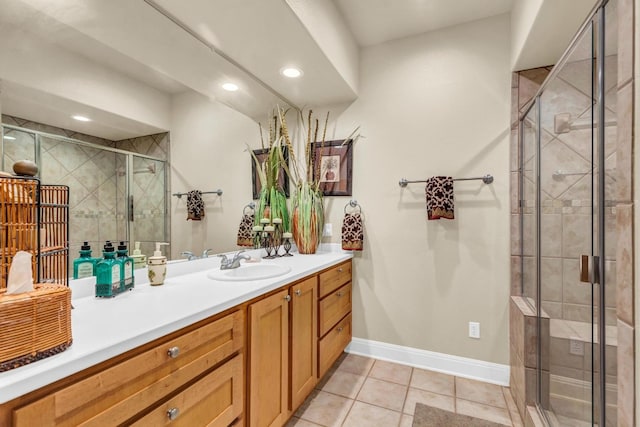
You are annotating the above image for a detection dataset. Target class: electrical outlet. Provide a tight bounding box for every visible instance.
[569,338,584,356]
[323,223,333,237]
[468,322,480,339]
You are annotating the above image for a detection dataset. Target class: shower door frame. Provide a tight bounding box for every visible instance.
[517,1,610,425]
[0,123,169,261]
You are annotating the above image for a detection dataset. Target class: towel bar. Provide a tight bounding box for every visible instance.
[172,189,223,198]
[398,174,493,187]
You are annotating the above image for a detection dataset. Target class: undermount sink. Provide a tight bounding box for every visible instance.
[207,263,292,282]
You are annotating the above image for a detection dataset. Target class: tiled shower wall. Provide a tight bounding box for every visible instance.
[509,0,636,424]
[1,115,169,268]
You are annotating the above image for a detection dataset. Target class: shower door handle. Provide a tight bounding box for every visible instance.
[129,195,134,222]
[579,255,599,284]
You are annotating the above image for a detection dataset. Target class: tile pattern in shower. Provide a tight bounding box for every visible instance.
[1,115,169,271]
[116,134,170,258]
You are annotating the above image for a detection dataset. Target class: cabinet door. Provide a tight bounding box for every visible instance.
[290,277,318,411]
[249,289,289,427]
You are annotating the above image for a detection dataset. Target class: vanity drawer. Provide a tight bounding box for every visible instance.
[13,310,244,427]
[318,313,352,378]
[130,354,243,427]
[318,282,352,337]
[318,261,352,298]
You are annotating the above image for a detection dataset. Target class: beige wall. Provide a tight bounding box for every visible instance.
[320,14,512,364]
[169,91,260,259]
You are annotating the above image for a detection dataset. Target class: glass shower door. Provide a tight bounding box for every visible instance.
[130,155,167,258]
[537,18,596,426]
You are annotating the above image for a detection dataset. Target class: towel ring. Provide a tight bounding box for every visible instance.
[344,199,361,214]
[243,202,256,215]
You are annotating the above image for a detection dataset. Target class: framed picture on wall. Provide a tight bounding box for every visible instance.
[251,147,290,199]
[311,139,353,196]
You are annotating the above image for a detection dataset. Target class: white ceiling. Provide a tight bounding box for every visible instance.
[0,0,594,141]
[333,0,514,47]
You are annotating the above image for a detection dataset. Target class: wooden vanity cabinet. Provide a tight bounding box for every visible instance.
[318,261,353,378]
[11,309,244,427]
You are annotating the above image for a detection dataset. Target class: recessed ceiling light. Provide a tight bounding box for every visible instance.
[3,135,16,140]
[72,115,91,122]
[222,83,239,91]
[281,67,303,78]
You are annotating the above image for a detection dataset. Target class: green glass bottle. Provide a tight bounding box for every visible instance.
[117,241,135,292]
[73,241,97,279]
[95,241,121,298]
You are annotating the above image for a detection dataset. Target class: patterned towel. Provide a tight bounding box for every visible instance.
[236,213,255,247]
[342,212,364,251]
[426,176,454,220]
[186,190,205,221]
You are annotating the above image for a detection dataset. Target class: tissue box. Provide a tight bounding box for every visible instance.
[0,283,72,372]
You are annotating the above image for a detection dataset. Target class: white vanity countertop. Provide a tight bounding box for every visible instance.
[0,246,352,403]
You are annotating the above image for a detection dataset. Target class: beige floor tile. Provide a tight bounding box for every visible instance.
[399,414,413,427]
[410,368,455,396]
[369,360,413,385]
[295,390,354,427]
[455,377,508,408]
[320,371,366,399]
[356,377,407,412]
[456,398,512,426]
[403,387,455,415]
[335,353,375,376]
[285,417,323,426]
[342,401,402,427]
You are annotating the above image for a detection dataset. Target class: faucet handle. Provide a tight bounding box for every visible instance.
[181,251,194,260]
[202,249,213,258]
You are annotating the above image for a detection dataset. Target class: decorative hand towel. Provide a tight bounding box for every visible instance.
[236,213,255,247]
[342,212,364,251]
[425,176,455,220]
[186,190,205,221]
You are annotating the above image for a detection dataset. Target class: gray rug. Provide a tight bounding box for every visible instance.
[412,403,505,427]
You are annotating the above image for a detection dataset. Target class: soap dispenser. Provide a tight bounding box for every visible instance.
[73,241,97,279]
[148,242,169,286]
[117,241,135,292]
[95,241,121,297]
[130,241,147,269]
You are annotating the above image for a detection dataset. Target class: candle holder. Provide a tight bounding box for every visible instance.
[261,232,272,258]
[282,234,293,256]
[272,222,282,257]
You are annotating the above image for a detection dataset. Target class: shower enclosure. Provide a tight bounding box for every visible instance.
[518,0,618,425]
[0,124,169,271]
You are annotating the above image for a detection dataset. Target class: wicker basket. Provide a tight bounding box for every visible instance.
[0,283,72,372]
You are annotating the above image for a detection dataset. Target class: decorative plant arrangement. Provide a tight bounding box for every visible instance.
[249,106,359,254]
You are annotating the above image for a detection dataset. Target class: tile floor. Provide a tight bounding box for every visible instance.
[287,353,524,427]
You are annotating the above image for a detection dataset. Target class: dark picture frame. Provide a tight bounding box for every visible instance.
[311,139,353,196]
[251,147,290,200]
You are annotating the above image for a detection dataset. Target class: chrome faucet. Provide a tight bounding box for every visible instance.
[202,249,213,258]
[180,251,198,261]
[218,250,251,270]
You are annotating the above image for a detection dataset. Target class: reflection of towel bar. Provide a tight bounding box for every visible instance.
[173,190,223,198]
[399,174,494,187]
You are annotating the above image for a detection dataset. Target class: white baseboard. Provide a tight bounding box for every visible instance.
[346,337,510,386]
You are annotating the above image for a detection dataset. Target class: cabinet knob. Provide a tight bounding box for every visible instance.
[336,291,343,297]
[167,346,180,358]
[284,294,291,302]
[337,327,344,332]
[295,289,302,296]
[338,267,343,272]
[167,407,180,421]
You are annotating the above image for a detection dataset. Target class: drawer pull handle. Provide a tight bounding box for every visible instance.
[167,407,180,421]
[336,291,343,297]
[167,346,180,358]
[337,327,344,332]
[284,294,291,302]
[295,289,302,296]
